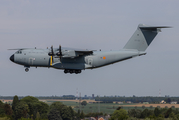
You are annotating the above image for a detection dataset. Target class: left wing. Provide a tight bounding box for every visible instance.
[61,48,95,58]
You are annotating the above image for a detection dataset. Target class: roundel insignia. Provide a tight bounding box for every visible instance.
[103,56,106,59]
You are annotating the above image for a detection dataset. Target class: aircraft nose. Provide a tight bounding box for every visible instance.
[10,54,14,62]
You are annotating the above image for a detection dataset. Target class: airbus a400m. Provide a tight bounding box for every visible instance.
[9,24,170,74]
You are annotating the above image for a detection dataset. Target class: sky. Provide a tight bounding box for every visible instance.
[0,0,179,97]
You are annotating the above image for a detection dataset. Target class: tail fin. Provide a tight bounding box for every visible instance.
[123,24,170,51]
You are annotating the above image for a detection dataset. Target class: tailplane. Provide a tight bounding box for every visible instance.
[123,24,170,51]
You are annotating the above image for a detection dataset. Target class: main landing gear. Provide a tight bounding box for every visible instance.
[64,69,81,74]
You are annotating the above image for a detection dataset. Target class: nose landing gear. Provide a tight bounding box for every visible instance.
[25,68,29,72]
[24,66,30,72]
[64,69,81,74]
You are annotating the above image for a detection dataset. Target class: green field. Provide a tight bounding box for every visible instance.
[47,101,150,114]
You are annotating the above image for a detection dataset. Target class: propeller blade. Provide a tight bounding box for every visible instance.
[51,45,54,55]
[59,45,62,56]
[59,45,62,61]
[51,45,54,63]
[48,45,54,65]
[56,45,62,57]
[48,45,55,56]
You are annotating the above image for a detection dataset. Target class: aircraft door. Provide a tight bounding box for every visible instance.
[88,58,93,66]
[29,58,33,65]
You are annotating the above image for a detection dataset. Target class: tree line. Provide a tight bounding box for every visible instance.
[1,95,179,120]
[0,95,77,120]
[0,95,103,120]
[0,96,178,103]
[95,96,177,103]
[110,107,179,120]
[0,96,76,100]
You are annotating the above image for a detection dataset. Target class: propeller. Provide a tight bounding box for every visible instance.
[48,45,55,65]
[48,46,55,56]
[56,45,63,60]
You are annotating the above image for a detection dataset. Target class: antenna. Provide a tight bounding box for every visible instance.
[76,88,78,100]
[79,92,81,113]
[98,95,100,113]
[98,95,100,120]
[159,89,161,97]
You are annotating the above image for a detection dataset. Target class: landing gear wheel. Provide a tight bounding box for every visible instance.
[69,70,73,74]
[75,70,78,74]
[64,70,68,74]
[25,68,29,72]
[75,70,81,74]
[78,70,81,73]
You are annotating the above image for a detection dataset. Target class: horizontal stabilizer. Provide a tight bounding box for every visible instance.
[139,24,171,32]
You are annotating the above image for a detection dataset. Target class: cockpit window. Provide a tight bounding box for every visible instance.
[16,50,22,54]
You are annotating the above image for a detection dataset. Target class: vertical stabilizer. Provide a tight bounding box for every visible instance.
[123,24,170,51]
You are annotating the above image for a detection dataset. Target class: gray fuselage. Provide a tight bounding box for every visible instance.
[10,48,144,70]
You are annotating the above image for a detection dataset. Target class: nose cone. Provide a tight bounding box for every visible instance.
[10,54,14,62]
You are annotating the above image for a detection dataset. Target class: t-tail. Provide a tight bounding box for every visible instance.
[123,24,170,51]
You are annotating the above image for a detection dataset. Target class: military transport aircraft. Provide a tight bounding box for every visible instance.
[9,24,170,74]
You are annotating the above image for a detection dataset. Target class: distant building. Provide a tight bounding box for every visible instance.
[98,117,104,120]
[39,100,47,103]
[62,95,75,97]
[160,100,166,104]
[84,95,87,98]
[85,115,110,120]
[113,101,123,104]
[171,101,177,104]
[143,102,149,104]
[92,94,94,99]
[0,99,13,104]
[126,101,132,104]
[85,117,96,120]
[165,95,170,97]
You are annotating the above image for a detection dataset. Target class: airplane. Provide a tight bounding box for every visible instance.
[9,24,170,74]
